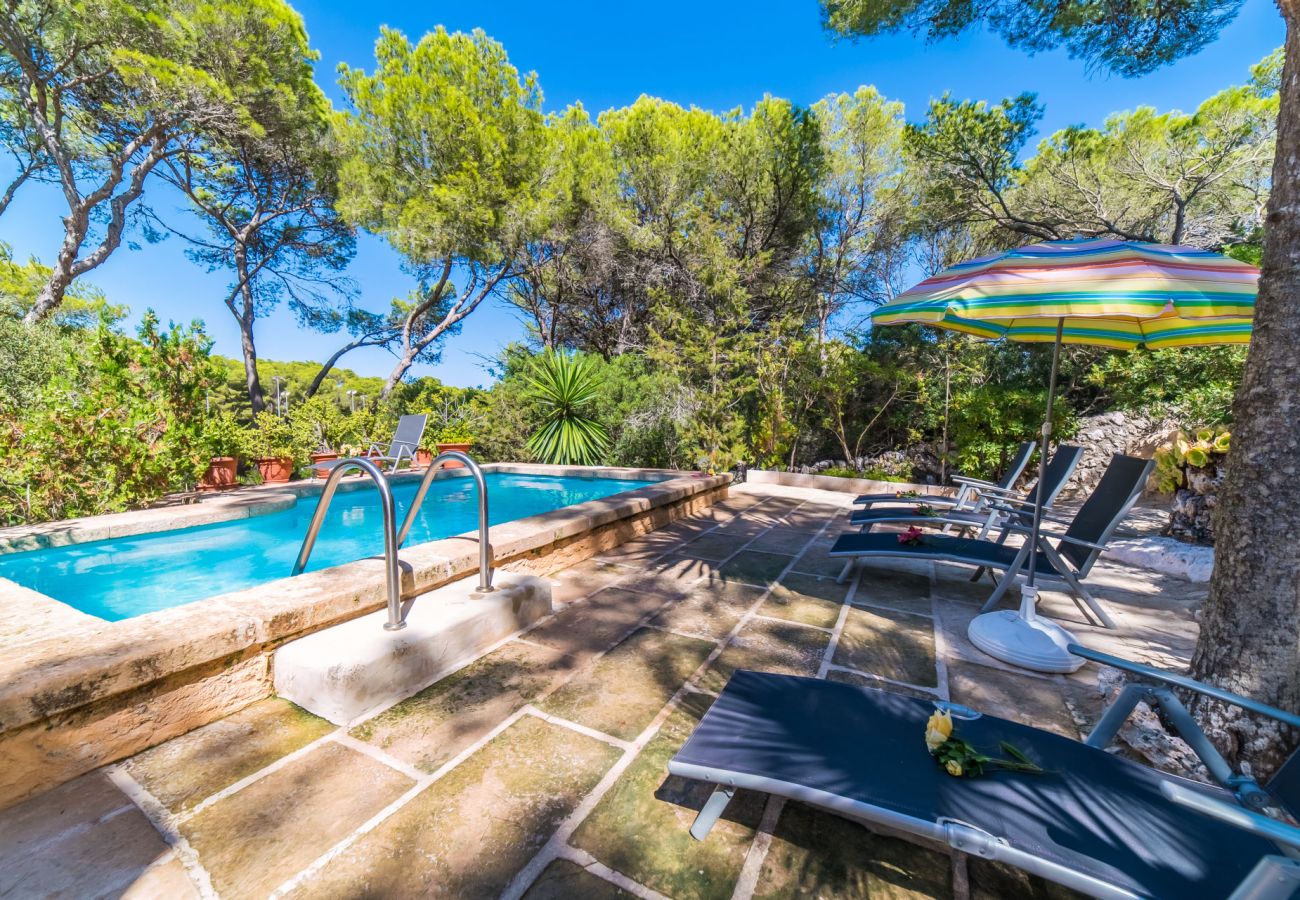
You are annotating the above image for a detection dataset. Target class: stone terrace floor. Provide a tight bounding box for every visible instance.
[0,483,1204,899]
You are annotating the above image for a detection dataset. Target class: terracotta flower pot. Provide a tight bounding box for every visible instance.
[435,442,473,468]
[256,456,294,484]
[415,447,433,467]
[198,456,238,492]
[310,451,339,478]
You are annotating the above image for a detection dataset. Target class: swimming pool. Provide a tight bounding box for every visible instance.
[0,472,659,621]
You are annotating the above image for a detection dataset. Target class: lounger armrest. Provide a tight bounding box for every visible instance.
[1068,644,1300,729]
[952,475,1000,489]
[1003,522,1104,549]
[1160,782,1300,850]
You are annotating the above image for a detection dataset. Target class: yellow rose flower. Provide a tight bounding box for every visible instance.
[924,710,953,752]
[945,760,963,777]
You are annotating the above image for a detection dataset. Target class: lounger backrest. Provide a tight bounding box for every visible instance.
[1012,445,1086,525]
[999,441,1037,490]
[387,414,428,457]
[1056,454,1154,574]
[1266,747,1300,819]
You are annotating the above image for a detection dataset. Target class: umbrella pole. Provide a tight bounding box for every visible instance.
[1026,318,1064,591]
[966,316,1083,673]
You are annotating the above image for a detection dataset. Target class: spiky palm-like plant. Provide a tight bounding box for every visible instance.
[524,352,610,465]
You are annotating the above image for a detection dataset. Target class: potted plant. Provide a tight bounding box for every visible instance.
[197,411,242,491]
[434,419,475,468]
[242,411,300,483]
[290,395,347,476]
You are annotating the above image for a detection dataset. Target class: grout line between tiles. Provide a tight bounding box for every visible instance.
[104,766,220,900]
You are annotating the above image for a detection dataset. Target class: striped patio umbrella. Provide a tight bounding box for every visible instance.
[870,237,1258,672]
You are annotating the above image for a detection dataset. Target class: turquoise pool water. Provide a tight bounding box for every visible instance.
[0,473,658,621]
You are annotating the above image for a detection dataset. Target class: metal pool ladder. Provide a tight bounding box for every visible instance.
[291,451,493,632]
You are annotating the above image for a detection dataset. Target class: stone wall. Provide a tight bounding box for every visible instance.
[1061,411,1175,496]
[1167,458,1226,544]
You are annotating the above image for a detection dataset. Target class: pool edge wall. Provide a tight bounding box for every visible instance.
[0,465,729,811]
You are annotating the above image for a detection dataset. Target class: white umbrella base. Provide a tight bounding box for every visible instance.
[967,586,1085,673]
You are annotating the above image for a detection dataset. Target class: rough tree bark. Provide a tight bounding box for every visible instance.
[1188,6,1300,777]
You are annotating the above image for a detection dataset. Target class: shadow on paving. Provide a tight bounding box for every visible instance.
[572,693,765,900]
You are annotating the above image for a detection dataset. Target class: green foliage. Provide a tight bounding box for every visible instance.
[0,313,217,525]
[0,243,125,327]
[200,410,243,458]
[821,465,910,482]
[523,352,611,466]
[1085,346,1244,427]
[1153,427,1231,492]
[2,0,339,320]
[240,411,302,461]
[820,0,1243,77]
[288,394,349,454]
[336,26,545,266]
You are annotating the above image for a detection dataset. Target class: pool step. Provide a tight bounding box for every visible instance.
[272,572,552,724]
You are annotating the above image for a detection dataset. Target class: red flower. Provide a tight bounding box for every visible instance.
[898,526,925,546]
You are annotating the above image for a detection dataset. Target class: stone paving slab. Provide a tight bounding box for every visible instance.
[540,627,716,740]
[0,770,175,900]
[649,581,767,639]
[833,606,938,688]
[527,586,674,660]
[620,554,723,595]
[350,640,576,773]
[853,564,934,616]
[788,535,849,578]
[827,668,938,699]
[292,715,622,899]
[522,859,635,899]
[679,531,758,561]
[753,801,953,899]
[549,558,632,604]
[698,617,832,694]
[571,694,765,900]
[181,741,413,898]
[947,661,1087,740]
[718,550,797,587]
[761,573,850,629]
[122,697,333,813]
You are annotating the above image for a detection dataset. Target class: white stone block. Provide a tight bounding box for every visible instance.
[273,573,552,724]
[1107,537,1214,583]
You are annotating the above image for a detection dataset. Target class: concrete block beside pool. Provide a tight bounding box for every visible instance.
[274,573,552,724]
[0,463,730,808]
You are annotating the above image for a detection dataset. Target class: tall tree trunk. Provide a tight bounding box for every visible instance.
[239,314,266,415]
[1188,10,1300,777]
[381,349,415,401]
[25,210,86,323]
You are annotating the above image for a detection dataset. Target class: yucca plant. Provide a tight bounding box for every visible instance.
[524,352,610,465]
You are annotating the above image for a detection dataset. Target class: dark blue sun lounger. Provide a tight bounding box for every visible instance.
[847,445,1084,537]
[852,440,1037,509]
[670,662,1300,899]
[831,453,1153,629]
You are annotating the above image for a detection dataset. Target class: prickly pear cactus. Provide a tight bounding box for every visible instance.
[1154,427,1230,544]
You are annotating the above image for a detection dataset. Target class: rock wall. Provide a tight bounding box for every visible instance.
[1166,458,1226,545]
[1061,411,1174,496]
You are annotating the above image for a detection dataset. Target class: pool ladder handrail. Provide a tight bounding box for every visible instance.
[291,451,493,632]
[397,450,493,596]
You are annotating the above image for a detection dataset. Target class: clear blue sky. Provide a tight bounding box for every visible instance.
[0,0,1283,387]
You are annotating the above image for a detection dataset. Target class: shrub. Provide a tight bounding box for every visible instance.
[1153,427,1230,493]
[201,410,244,460]
[289,394,349,454]
[523,352,610,465]
[0,313,216,525]
[820,465,909,482]
[241,411,303,461]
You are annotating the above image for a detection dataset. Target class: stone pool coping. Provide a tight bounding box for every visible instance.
[0,464,728,807]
